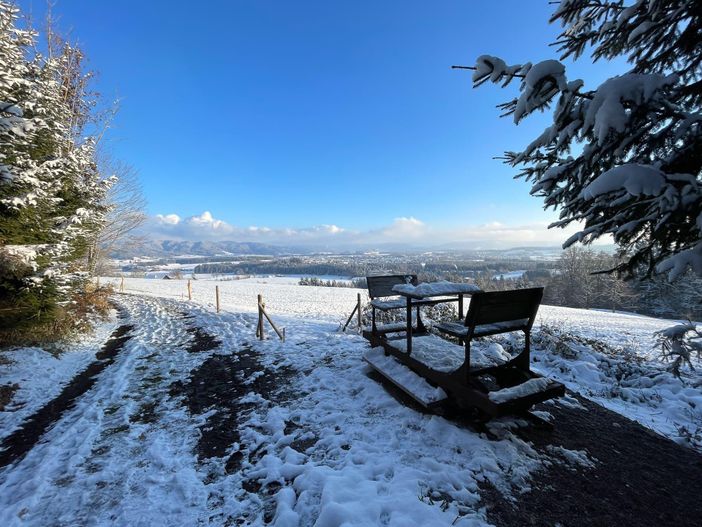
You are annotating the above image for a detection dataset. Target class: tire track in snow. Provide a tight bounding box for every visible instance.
[0,295,235,526]
[0,323,134,469]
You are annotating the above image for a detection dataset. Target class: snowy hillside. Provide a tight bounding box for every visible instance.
[1,277,700,526]
[100,276,702,448]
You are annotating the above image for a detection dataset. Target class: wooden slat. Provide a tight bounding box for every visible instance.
[366,274,417,299]
[467,288,543,327]
[363,349,447,408]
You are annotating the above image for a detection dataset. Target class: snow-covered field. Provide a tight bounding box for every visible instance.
[102,276,702,449]
[1,294,563,526]
[107,275,362,322]
[1,277,700,525]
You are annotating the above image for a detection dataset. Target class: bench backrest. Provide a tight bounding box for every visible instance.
[366,274,418,299]
[465,287,543,333]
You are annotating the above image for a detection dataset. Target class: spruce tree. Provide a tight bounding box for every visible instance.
[0,2,112,333]
[466,0,701,279]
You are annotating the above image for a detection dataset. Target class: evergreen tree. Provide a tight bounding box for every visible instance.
[0,2,112,333]
[467,0,701,279]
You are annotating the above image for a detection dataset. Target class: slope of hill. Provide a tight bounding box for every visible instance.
[1,279,700,525]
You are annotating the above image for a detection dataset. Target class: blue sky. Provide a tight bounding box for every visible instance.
[21,0,623,248]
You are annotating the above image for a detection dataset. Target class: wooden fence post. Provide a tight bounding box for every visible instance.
[343,294,363,332]
[357,293,362,332]
[255,293,285,341]
[187,279,192,301]
[216,286,220,313]
[257,294,264,340]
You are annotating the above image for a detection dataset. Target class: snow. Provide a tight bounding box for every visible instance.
[656,242,702,281]
[370,297,407,310]
[583,73,676,145]
[438,319,530,337]
[472,55,508,83]
[1,293,580,526]
[492,270,526,280]
[0,310,120,442]
[1,244,42,270]
[392,334,512,372]
[488,378,554,404]
[581,164,666,199]
[363,348,447,406]
[3,277,702,524]
[103,276,363,322]
[526,305,702,449]
[392,281,481,298]
[513,60,567,122]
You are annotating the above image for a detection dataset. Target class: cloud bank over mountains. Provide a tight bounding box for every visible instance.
[146,210,600,250]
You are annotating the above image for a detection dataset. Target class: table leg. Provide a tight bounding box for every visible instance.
[406,296,412,355]
[458,294,465,346]
[416,305,427,333]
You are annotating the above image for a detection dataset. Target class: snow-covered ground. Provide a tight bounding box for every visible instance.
[0,294,578,526]
[0,310,121,443]
[491,270,527,281]
[101,276,702,449]
[107,276,362,322]
[1,277,700,525]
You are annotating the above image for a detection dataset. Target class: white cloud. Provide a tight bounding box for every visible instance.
[155,213,181,225]
[143,211,610,249]
[379,217,426,239]
[188,211,230,231]
[149,211,235,240]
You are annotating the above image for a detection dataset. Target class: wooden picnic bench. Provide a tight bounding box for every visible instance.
[363,274,419,344]
[363,275,477,346]
[364,286,565,420]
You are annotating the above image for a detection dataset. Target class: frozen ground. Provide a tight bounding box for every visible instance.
[102,277,702,448]
[0,311,121,443]
[0,294,581,526]
[0,278,700,525]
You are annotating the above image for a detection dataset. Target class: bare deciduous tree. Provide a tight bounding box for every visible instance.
[88,155,147,275]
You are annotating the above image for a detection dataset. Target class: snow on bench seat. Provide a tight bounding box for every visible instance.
[488,377,555,404]
[437,319,530,337]
[370,297,407,310]
[363,348,447,407]
[363,322,408,334]
[391,334,512,372]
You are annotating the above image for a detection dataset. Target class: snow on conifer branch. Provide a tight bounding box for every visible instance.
[468,0,702,279]
[0,1,126,334]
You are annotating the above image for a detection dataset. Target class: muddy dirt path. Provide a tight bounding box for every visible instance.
[482,395,702,527]
[0,324,134,468]
[369,370,702,526]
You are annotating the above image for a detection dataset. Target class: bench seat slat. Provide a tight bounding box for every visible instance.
[392,334,512,372]
[436,319,531,338]
[370,297,407,310]
[363,348,448,407]
[363,322,408,334]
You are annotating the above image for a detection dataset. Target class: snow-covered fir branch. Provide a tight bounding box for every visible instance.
[469,0,701,279]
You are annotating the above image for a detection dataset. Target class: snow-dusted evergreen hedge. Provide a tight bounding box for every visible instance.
[471,0,701,280]
[0,3,113,331]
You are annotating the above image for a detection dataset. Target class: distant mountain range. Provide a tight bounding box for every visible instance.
[112,240,298,259]
[110,239,618,260]
[113,239,620,260]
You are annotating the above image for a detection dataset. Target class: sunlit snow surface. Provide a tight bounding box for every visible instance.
[106,277,702,450]
[0,311,121,443]
[0,276,700,526]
